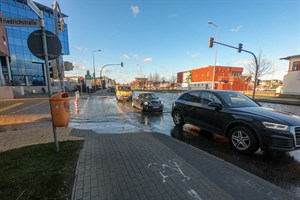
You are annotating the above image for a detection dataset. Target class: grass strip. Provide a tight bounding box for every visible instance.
[0,141,83,200]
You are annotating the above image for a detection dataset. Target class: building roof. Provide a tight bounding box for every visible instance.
[280,54,300,60]
[16,0,68,17]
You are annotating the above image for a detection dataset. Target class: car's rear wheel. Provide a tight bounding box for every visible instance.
[228,126,259,154]
[172,110,185,127]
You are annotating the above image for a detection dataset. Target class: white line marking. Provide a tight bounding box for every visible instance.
[148,159,190,183]
[10,101,47,114]
[79,97,90,115]
[0,102,23,113]
[188,189,203,200]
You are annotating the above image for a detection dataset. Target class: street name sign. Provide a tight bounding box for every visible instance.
[0,17,40,27]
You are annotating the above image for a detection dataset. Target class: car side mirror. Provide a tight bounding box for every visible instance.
[208,102,223,110]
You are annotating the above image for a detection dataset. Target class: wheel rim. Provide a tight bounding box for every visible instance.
[173,112,182,125]
[231,130,250,150]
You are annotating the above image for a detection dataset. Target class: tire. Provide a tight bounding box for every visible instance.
[172,110,185,127]
[228,126,259,154]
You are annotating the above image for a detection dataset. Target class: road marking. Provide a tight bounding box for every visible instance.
[115,102,125,114]
[10,101,47,114]
[79,97,90,115]
[148,159,190,183]
[187,189,203,200]
[0,102,23,113]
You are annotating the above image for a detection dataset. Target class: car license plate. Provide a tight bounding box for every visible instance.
[153,106,159,109]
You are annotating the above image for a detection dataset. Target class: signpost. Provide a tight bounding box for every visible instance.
[1,0,62,152]
[27,0,59,152]
[85,70,92,92]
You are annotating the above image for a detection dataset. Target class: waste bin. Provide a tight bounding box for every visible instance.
[49,92,70,127]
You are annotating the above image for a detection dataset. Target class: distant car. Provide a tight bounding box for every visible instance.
[107,87,115,93]
[115,85,132,101]
[132,92,163,112]
[171,90,300,154]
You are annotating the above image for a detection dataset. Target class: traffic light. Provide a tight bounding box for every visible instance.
[121,62,124,67]
[238,43,243,53]
[50,67,53,78]
[57,19,65,32]
[208,37,214,48]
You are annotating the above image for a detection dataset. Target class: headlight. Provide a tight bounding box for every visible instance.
[144,102,149,106]
[262,122,289,131]
[117,92,122,96]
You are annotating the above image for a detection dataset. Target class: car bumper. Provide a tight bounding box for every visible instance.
[260,126,300,151]
[143,105,163,112]
[117,96,132,101]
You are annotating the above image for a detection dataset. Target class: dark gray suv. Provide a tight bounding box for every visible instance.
[171,90,300,154]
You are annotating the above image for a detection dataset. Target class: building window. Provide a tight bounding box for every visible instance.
[292,61,299,71]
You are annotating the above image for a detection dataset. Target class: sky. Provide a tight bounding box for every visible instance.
[37,0,300,83]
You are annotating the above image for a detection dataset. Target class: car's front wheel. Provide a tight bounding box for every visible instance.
[172,110,185,127]
[228,126,259,154]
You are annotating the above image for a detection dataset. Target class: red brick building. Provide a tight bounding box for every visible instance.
[177,66,251,91]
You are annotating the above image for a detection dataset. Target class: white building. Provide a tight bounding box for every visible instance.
[280,55,300,95]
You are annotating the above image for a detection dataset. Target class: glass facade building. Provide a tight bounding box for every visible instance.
[0,0,69,86]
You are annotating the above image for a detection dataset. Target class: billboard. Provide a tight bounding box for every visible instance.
[182,71,192,87]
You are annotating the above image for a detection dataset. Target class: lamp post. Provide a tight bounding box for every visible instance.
[208,20,218,90]
[100,62,124,89]
[93,50,101,91]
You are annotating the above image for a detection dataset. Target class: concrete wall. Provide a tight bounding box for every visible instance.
[12,86,61,98]
[0,87,13,99]
[282,71,300,95]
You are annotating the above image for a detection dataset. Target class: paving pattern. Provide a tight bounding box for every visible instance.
[71,130,298,200]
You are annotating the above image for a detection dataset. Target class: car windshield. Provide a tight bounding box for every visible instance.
[217,92,259,108]
[141,93,157,99]
[118,86,131,91]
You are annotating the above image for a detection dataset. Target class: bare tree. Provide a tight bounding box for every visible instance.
[153,72,160,88]
[169,73,177,88]
[246,50,273,80]
[148,73,153,82]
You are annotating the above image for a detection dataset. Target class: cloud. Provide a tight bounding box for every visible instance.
[130,5,140,17]
[191,53,201,58]
[235,60,250,66]
[142,57,153,62]
[122,54,130,59]
[231,25,243,32]
[133,54,140,60]
[75,46,88,51]
[169,13,177,19]
[73,63,86,71]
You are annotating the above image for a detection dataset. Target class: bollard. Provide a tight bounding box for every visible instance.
[74,91,80,113]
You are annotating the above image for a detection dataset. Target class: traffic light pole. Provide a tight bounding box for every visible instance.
[211,41,259,99]
[27,0,59,152]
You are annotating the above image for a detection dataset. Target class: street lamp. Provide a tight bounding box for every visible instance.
[93,50,101,91]
[100,62,124,89]
[208,20,218,90]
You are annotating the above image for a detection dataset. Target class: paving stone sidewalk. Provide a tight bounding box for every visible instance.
[71,130,298,200]
[0,126,83,152]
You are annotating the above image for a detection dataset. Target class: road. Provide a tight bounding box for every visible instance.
[1,92,300,197]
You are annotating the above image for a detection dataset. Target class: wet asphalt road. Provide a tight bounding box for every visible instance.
[68,91,300,197]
